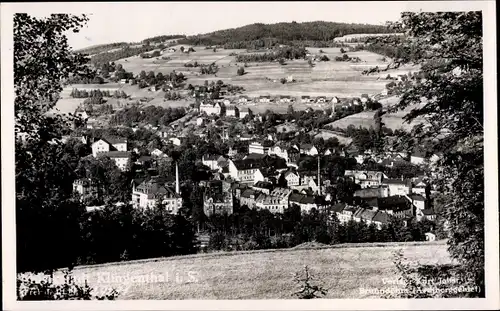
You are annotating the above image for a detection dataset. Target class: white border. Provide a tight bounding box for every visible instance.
[1,1,498,310]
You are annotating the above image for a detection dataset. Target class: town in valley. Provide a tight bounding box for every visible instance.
[12,5,486,302]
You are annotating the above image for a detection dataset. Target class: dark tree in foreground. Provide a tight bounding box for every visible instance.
[15,13,93,273]
[387,11,484,296]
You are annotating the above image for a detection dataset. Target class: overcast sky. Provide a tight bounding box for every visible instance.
[5,1,487,50]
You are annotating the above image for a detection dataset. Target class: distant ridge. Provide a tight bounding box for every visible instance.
[177,21,397,48]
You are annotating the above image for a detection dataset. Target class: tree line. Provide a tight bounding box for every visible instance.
[90,45,156,68]
[70,88,128,99]
[109,106,187,127]
[235,46,307,62]
[142,35,186,45]
[180,21,396,49]
[202,204,436,252]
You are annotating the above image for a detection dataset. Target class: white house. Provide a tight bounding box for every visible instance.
[151,148,167,158]
[410,151,426,165]
[301,96,312,103]
[238,96,249,104]
[259,95,271,103]
[425,232,436,242]
[169,137,181,146]
[299,144,318,156]
[199,102,222,115]
[383,178,412,196]
[279,96,292,104]
[91,138,128,158]
[238,108,250,119]
[226,105,237,117]
[284,171,300,187]
[344,170,387,188]
[248,142,269,155]
[228,159,262,184]
[255,187,291,214]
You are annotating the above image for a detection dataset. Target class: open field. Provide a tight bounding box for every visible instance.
[326,108,426,131]
[115,45,415,99]
[22,240,450,299]
[325,96,427,131]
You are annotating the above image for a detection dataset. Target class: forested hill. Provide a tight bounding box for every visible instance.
[179,21,396,48]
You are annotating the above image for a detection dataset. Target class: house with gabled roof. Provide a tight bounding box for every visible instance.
[91,137,128,158]
[226,105,237,117]
[382,178,412,196]
[228,158,262,184]
[240,188,260,209]
[288,193,323,213]
[301,95,312,103]
[202,154,226,171]
[316,96,327,103]
[199,101,222,115]
[259,95,272,103]
[364,195,414,218]
[410,150,427,165]
[297,144,318,156]
[131,175,182,212]
[238,95,249,104]
[344,170,387,188]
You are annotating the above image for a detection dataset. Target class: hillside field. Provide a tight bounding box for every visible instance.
[115,45,416,98]
[22,241,451,300]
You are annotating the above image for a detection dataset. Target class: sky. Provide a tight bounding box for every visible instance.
[4,1,489,50]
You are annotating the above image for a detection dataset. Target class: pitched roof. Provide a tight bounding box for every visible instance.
[105,137,127,144]
[241,189,258,198]
[289,193,304,203]
[332,203,346,213]
[359,208,377,221]
[372,211,392,224]
[421,209,435,215]
[203,154,222,161]
[300,144,315,150]
[383,178,412,186]
[354,187,385,198]
[284,171,299,178]
[253,181,273,190]
[270,187,291,198]
[244,153,266,160]
[100,151,131,158]
[367,195,412,212]
[408,194,426,201]
[231,159,261,170]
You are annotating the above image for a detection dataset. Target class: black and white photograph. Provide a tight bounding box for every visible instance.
[1,1,498,310]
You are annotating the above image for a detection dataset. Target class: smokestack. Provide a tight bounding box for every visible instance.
[317,156,321,195]
[175,162,180,194]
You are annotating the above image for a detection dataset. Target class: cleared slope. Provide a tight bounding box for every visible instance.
[22,241,450,299]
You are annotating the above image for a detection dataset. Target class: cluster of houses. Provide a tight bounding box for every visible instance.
[198,101,252,119]
[202,94,376,108]
[130,164,182,212]
[351,149,441,167]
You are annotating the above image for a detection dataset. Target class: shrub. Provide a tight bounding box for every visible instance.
[292,265,328,299]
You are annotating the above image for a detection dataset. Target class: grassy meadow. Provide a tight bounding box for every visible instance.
[21,241,451,300]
